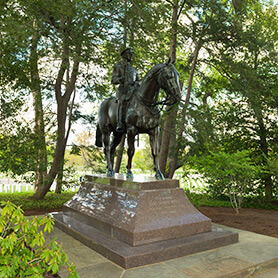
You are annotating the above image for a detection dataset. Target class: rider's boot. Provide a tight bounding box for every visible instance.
[116,103,125,133]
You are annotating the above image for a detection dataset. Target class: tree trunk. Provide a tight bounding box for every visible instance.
[167,42,201,177]
[256,111,273,199]
[55,159,64,193]
[159,0,179,175]
[256,120,273,200]
[123,0,127,48]
[247,90,273,200]
[249,49,273,200]
[159,107,177,175]
[165,110,178,178]
[30,24,47,189]
[31,99,68,199]
[31,22,80,200]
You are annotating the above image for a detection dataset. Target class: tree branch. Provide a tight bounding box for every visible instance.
[55,17,69,102]
[201,59,234,82]
[183,11,195,25]
[65,87,76,143]
[63,42,81,103]
[177,0,187,20]
[165,0,174,7]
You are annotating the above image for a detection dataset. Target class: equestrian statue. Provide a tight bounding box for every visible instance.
[96,48,181,180]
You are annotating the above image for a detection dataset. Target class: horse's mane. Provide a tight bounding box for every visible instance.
[142,63,165,83]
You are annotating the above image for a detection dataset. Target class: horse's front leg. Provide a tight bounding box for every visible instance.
[149,127,164,180]
[103,132,114,177]
[126,128,136,179]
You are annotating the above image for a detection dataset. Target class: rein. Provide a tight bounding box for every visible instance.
[137,89,176,115]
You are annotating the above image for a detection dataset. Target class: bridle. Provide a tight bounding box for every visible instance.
[155,64,180,106]
[137,64,180,114]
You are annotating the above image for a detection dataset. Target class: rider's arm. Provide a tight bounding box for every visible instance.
[111,64,124,85]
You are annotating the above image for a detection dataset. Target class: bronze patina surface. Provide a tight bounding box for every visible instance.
[96,59,181,180]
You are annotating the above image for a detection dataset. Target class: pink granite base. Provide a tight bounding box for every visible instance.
[52,211,238,268]
[63,174,211,246]
[51,174,238,268]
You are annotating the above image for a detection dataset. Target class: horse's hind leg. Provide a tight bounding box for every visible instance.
[149,128,164,180]
[110,133,124,169]
[102,132,114,177]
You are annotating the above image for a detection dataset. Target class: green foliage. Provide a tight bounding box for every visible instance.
[0,192,75,211]
[0,201,79,278]
[1,0,278,200]
[176,0,278,200]
[69,144,106,174]
[0,89,36,177]
[241,195,278,210]
[265,154,278,189]
[184,189,231,208]
[189,150,259,213]
[0,126,36,176]
[133,148,153,173]
[184,190,278,210]
[56,164,80,190]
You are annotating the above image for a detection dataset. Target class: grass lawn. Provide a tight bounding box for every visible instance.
[0,191,76,211]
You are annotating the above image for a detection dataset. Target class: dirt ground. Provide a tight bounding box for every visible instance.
[199,206,278,238]
[24,206,278,238]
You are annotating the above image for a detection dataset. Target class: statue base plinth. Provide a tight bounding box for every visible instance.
[51,174,238,268]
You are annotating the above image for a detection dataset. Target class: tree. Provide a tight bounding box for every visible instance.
[0,0,124,198]
[159,0,237,178]
[159,0,183,176]
[200,1,278,199]
[30,21,48,191]
[31,0,122,199]
[0,1,46,181]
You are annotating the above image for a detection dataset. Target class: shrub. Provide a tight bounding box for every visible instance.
[190,150,259,213]
[0,201,79,278]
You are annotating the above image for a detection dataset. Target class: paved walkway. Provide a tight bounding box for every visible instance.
[44,224,278,278]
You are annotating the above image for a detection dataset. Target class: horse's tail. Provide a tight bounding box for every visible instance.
[95,123,103,147]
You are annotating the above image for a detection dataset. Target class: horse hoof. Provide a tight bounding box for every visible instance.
[155,171,164,180]
[126,170,134,180]
[107,169,115,177]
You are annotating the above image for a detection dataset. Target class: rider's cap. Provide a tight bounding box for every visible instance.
[121,47,134,56]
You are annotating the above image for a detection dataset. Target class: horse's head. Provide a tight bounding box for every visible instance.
[158,61,181,105]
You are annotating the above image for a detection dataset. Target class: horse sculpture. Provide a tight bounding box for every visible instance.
[95,60,181,180]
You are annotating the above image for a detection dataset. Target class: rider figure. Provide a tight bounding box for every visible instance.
[111,47,140,133]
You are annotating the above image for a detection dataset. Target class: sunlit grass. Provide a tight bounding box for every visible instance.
[0,192,76,211]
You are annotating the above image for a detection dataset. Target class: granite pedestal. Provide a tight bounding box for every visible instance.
[51,174,238,268]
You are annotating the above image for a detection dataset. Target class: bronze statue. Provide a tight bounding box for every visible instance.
[96,58,181,180]
[111,47,140,132]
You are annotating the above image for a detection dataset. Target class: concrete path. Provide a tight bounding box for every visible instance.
[44,224,278,278]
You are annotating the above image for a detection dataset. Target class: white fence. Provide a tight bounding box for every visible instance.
[0,173,206,194]
[0,178,79,193]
